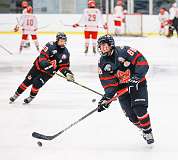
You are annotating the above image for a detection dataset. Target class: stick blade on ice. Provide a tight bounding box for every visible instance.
[32,132,54,140]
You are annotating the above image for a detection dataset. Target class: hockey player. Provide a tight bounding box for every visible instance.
[113,0,125,36]
[21,1,29,14]
[14,6,39,53]
[9,32,74,104]
[73,0,107,54]
[21,1,31,48]
[167,3,178,37]
[97,35,154,144]
[158,8,169,36]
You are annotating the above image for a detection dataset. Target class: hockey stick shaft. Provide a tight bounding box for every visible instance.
[59,20,104,28]
[0,44,13,55]
[55,73,103,96]
[32,88,128,140]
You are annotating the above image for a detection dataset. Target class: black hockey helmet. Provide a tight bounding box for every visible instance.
[56,32,67,42]
[97,34,115,55]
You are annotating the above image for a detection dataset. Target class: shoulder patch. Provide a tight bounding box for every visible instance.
[43,46,48,52]
[98,67,103,75]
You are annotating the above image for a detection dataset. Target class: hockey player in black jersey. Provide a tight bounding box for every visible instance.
[9,32,74,104]
[97,34,154,144]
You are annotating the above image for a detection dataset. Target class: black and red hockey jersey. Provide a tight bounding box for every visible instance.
[98,46,149,98]
[34,41,72,76]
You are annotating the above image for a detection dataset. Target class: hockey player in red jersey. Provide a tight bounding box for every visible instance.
[73,0,107,54]
[97,35,154,144]
[9,32,74,104]
[14,6,39,53]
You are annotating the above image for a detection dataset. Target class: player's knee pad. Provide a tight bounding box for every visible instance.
[133,105,147,117]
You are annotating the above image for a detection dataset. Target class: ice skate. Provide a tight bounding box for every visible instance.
[84,47,88,55]
[142,131,154,144]
[9,92,19,103]
[93,46,96,54]
[24,96,35,104]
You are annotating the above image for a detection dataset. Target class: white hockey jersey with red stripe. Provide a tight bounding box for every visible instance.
[19,14,38,31]
[78,8,105,32]
[158,11,169,23]
[114,5,124,21]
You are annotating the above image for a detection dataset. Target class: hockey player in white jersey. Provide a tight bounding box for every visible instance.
[113,0,125,36]
[158,8,169,36]
[21,1,31,48]
[167,3,178,37]
[14,6,39,53]
[73,0,107,54]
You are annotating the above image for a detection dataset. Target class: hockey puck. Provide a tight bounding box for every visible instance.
[92,99,96,103]
[37,141,42,147]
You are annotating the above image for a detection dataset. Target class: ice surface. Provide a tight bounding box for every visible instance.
[0,34,178,160]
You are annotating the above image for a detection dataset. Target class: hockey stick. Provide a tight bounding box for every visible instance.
[0,44,13,55]
[59,20,104,29]
[55,72,103,96]
[32,89,128,141]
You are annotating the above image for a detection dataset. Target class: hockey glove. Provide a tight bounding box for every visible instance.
[66,73,75,82]
[14,25,19,32]
[128,76,140,93]
[98,96,111,112]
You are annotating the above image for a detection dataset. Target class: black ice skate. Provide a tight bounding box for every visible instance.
[93,47,96,54]
[84,47,88,55]
[24,96,35,104]
[9,92,19,103]
[142,132,154,144]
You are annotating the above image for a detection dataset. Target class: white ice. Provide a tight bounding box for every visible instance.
[0,34,178,160]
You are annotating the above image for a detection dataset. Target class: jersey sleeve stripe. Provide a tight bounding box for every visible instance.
[136,61,148,66]
[131,53,142,65]
[40,51,49,58]
[103,83,118,89]
[100,75,116,80]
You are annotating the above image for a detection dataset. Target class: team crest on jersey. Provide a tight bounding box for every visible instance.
[116,69,130,83]
[98,67,103,74]
[52,50,57,55]
[118,57,125,63]
[61,54,67,60]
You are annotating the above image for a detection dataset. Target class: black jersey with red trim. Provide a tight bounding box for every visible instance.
[34,41,72,76]
[98,46,149,98]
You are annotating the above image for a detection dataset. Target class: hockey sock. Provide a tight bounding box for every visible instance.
[30,86,39,97]
[17,82,29,94]
[137,113,152,133]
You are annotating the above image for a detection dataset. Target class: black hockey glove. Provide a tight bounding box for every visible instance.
[128,76,140,93]
[98,96,111,112]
